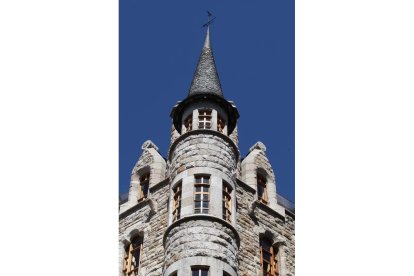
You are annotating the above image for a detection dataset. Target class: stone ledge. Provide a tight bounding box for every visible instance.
[285,208,295,219]
[167,129,240,162]
[163,214,240,248]
[251,200,286,220]
[236,178,256,194]
[119,198,156,220]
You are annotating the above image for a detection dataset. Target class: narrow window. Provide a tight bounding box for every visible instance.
[184,114,193,132]
[138,174,149,202]
[257,174,268,204]
[172,183,182,222]
[217,115,225,133]
[260,238,280,276]
[198,109,212,129]
[123,236,143,276]
[194,175,210,214]
[191,267,209,276]
[222,181,232,222]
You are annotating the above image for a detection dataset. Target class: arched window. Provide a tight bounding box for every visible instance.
[257,173,268,204]
[123,236,143,276]
[138,174,149,202]
[260,237,280,276]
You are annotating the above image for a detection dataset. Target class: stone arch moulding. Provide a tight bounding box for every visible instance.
[257,228,288,276]
[127,228,144,243]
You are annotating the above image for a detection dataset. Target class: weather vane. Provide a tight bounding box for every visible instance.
[202,11,216,28]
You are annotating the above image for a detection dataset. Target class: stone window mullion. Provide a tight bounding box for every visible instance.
[212,109,218,131]
[193,109,199,130]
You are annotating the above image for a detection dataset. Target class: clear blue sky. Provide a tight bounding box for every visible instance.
[120,0,295,202]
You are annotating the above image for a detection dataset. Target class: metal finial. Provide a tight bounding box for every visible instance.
[202,11,216,28]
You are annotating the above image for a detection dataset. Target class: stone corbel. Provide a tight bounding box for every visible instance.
[147,198,158,216]
[248,200,259,217]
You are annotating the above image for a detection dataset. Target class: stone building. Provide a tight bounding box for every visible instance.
[119,26,295,276]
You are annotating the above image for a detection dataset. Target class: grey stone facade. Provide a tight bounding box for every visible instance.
[119,26,294,276]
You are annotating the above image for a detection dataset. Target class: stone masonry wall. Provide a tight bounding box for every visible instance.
[170,125,180,148]
[169,132,238,181]
[236,183,261,275]
[236,181,295,276]
[119,181,169,276]
[229,125,239,147]
[164,218,239,273]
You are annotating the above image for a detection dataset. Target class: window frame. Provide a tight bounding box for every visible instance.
[260,238,280,276]
[172,182,182,222]
[123,236,143,276]
[191,266,210,276]
[222,181,232,222]
[257,173,268,205]
[184,114,193,132]
[217,114,225,133]
[198,109,212,130]
[138,174,150,202]
[194,175,210,214]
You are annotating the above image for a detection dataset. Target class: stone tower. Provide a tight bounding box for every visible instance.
[119,26,295,276]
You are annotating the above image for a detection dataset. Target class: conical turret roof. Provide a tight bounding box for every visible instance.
[188,26,223,97]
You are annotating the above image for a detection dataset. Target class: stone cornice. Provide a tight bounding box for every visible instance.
[251,200,286,221]
[170,93,239,135]
[167,129,240,162]
[163,214,240,248]
[119,197,157,220]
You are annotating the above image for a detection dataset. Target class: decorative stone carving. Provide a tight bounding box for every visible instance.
[249,141,267,153]
[141,140,159,151]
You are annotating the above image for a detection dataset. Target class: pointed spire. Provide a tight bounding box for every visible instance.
[204,26,210,48]
[188,26,223,97]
